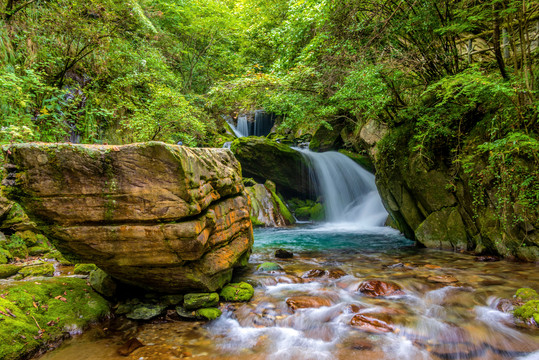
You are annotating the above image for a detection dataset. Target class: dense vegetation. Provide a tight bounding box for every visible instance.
[0,0,537,238]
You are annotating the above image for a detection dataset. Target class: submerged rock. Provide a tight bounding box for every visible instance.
[3,142,253,293]
[350,314,394,333]
[275,248,293,259]
[286,296,332,311]
[126,303,167,320]
[427,275,458,283]
[302,268,347,279]
[357,280,404,297]
[257,262,283,272]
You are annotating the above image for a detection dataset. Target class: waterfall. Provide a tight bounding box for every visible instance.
[226,111,275,138]
[296,149,388,228]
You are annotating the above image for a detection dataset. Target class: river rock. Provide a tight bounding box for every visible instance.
[350,314,394,333]
[3,142,253,293]
[427,275,458,283]
[286,296,332,311]
[275,248,293,259]
[257,262,283,272]
[358,280,404,297]
[302,268,347,279]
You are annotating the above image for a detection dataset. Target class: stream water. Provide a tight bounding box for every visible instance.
[39,225,539,360]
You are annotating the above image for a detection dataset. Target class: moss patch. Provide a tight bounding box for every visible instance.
[220,282,254,302]
[18,263,54,278]
[196,307,222,320]
[74,263,98,275]
[183,293,219,310]
[514,300,539,325]
[516,288,538,301]
[0,264,23,279]
[0,277,110,360]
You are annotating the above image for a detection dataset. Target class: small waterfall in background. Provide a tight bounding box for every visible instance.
[226,111,275,138]
[296,148,388,228]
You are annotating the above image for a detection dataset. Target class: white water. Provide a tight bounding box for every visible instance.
[295,149,388,227]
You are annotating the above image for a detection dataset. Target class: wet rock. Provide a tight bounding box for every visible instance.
[350,314,394,333]
[302,268,347,279]
[286,296,332,311]
[346,304,367,314]
[117,338,144,356]
[183,293,219,310]
[175,306,197,319]
[275,248,293,259]
[89,268,117,298]
[475,255,500,262]
[159,294,184,307]
[196,307,222,321]
[349,338,375,351]
[257,262,282,272]
[495,298,523,313]
[128,344,188,360]
[220,282,254,302]
[424,264,442,269]
[126,303,166,320]
[427,275,458,283]
[246,182,295,227]
[357,280,404,297]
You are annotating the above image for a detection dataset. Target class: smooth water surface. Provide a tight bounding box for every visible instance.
[39,226,539,360]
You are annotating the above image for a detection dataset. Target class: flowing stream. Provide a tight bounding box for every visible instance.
[38,151,539,360]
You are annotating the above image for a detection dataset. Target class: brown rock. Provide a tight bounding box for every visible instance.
[475,255,500,262]
[302,268,347,279]
[117,338,144,356]
[286,296,332,311]
[3,142,253,292]
[350,314,394,333]
[357,280,404,297]
[427,275,458,283]
[275,248,293,259]
[424,264,442,269]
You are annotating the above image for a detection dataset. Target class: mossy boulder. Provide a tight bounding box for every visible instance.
[18,263,54,278]
[4,142,253,293]
[0,202,37,232]
[183,293,219,310]
[0,264,23,279]
[13,230,48,247]
[3,234,28,259]
[415,207,468,251]
[89,269,117,298]
[220,282,254,302]
[196,307,222,321]
[74,263,98,275]
[0,277,110,360]
[309,120,345,152]
[0,248,11,264]
[514,300,539,326]
[230,137,312,199]
[516,288,538,301]
[27,246,50,257]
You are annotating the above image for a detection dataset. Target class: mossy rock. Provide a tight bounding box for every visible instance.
[338,150,374,173]
[514,300,539,325]
[27,246,50,257]
[176,306,197,319]
[183,293,219,310]
[0,277,110,360]
[13,230,48,247]
[4,234,28,260]
[159,294,184,307]
[126,303,167,320]
[74,263,98,275]
[256,262,282,272]
[18,263,54,278]
[43,250,72,266]
[516,288,538,301]
[195,307,222,321]
[220,282,254,302]
[295,203,325,222]
[0,264,23,279]
[89,269,117,298]
[0,202,37,232]
[0,248,11,264]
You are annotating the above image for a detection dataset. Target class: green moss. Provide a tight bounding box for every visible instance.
[516,288,538,301]
[0,277,110,360]
[43,250,72,266]
[5,234,28,259]
[0,248,11,264]
[89,269,117,298]
[256,262,282,272]
[267,184,295,225]
[27,246,50,257]
[183,293,219,310]
[0,264,23,279]
[295,203,325,221]
[250,216,264,227]
[338,149,375,173]
[74,263,98,275]
[220,282,254,302]
[514,300,539,325]
[125,303,166,320]
[18,263,54,278]
[195,307,222,320]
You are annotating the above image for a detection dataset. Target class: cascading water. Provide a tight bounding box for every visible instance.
[295,148,388,227]
[226,111,275,138]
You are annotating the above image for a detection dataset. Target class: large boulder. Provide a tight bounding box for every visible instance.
[230,137,312,198]
[245,181,294,227]
[3,142,253,293]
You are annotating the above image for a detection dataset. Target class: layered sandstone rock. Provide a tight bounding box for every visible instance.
[3,142,253,293]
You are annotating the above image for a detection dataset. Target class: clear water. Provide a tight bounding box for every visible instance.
[39,226,539,360]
